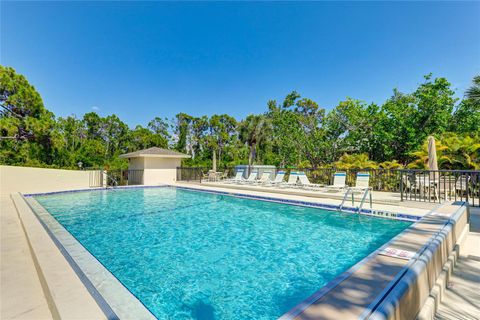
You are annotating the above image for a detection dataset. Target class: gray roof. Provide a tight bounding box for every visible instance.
[119,147,190,158]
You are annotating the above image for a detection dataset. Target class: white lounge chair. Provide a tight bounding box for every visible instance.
[264,171,286,186]
[349,172,371,191]
[279,171,299,188]
[253,172,273,185]
[297,172,323,190]
[239,171,258,184]
[223,171,244,183]
[324,172,348,191]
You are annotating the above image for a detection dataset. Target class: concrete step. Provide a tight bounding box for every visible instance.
[8,194,107,320]
[0,195,52,319]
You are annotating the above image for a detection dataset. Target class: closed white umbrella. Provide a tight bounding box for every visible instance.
[212,150,217,172]
[428,136,438,172]
[427,136,439,198]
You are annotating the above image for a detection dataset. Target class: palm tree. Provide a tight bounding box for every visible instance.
[408,138,451,169]
[408,134,480,169]
[465,75,480,105]
[238,114,271,166]
[442,134,480,170]
[334,153,378,170]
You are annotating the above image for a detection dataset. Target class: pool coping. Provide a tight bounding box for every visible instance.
[20,185,459,320]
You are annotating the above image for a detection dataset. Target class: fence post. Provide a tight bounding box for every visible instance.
[466,172,469,204]
[400,170,404,202]
[102,170,107,188]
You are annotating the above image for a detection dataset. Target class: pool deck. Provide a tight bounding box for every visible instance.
[1,183,478,320]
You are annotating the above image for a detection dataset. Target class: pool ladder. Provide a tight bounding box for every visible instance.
[339,188,372,212]
[105,173,118,188]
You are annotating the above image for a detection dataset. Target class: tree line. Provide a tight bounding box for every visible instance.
[1,66,479,170]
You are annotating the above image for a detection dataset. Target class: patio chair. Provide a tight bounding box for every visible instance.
[279,171,299,188]
[202,171,210,182]
[415,174,439,201]
[208,170,219,182]
[439,175,456,200]
[264,171,286,186]
[297,171,323,190]
[219,169,229,180]
[402,174,420,193]
[223,170,244,183]
[253,171,273,185]
[323,172,348,191]
[349,172,371,192]
[238,171,258,184]
[455,175,470,197]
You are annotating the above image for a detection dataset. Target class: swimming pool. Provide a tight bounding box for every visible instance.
[34,187,411,319]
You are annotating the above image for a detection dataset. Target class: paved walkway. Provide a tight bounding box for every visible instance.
[0,195,52,319]
[434,207,480,320]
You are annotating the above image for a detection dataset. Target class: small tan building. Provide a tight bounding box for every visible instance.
[119,147,190,185]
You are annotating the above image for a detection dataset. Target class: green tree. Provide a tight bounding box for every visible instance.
[451,98,480,134]
[148,117,171,140]
[239,114,271,166]
[190,116,209,160]
[174,113,192,153]
[128,125,167,150]
[413,74,456,136]
[0,66,58,165]
[268,92,327,167]
[465,75,480,105]
[207,114,237,169]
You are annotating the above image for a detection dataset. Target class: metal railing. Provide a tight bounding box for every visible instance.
[399,170,479,206]
[177,167,208,182]
[176,166,480,206]
[88,169,144,187]
[107,170,144,186]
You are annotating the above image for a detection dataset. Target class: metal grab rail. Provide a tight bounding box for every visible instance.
[358,189,372,212]
[339,188,372,211]
[106,172,118,188]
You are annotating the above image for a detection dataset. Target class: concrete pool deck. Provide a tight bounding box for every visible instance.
[1,182,478,320]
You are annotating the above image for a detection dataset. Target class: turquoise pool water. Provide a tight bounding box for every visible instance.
[35,187,411,320]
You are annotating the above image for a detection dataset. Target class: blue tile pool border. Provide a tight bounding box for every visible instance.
[24,185,422,222]
[173,185,422,222]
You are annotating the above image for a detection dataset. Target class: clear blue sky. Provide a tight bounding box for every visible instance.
[1,1,479,127]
